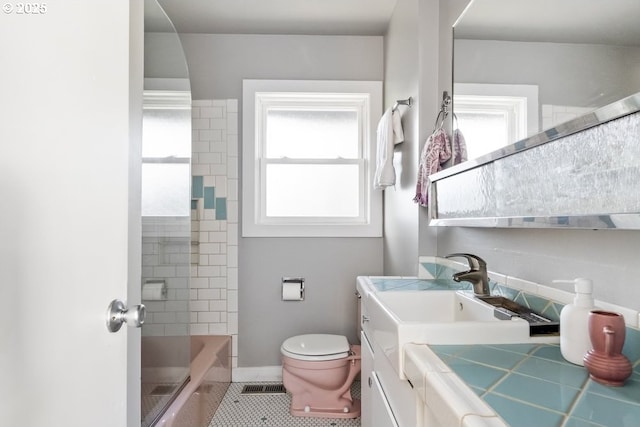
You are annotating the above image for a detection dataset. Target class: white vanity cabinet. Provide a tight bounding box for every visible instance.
[358,279,417,427]
[361,331,399,427]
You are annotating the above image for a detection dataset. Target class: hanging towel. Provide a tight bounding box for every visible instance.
[452,128,468,165]
[413,128,452,206]
[374,108,405,189]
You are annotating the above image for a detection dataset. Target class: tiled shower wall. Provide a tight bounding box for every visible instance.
[190,99,239,368]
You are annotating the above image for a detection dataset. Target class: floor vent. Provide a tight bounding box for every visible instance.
[150,385,177,396]
[240,384,286,395]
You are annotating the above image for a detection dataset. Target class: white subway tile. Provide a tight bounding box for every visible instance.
[200,106,224,119]
[210,277,227,289]
[210,300,227,312]
[200,152,222,164]
[227,268,238,290]
[192,164,210,176]
[165,300,188,312]
[227,157,238,179]
[192,118,210,130]
[228,313,238,334]
[190,300,209,312]
[228,290,238,312]
[190,277,209,289]
[164,324,188,336]
[192,100,213,107]
[227,99,238,113]
[198,288,221,300]
[198,265,222,277]
[199,243,221,254]
[211,118,226,130]
[154,312,177,324]
[190,323,209,335]
[198,311,220,323]
[210,232,227,243]
[227,246,238,269]
[227,113,238,134]
[227,179,238,201]
[200,220,221,232]
[227,201,239,222]
[209,324,228,335]
[227,224,238,246]
[227,134,238,156]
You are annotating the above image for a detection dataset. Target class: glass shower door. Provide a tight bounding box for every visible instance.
[141,0,192,425]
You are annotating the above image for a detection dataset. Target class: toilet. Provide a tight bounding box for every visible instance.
[281,334,361,418]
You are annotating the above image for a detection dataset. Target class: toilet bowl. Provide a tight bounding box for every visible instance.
[281,334,361,418]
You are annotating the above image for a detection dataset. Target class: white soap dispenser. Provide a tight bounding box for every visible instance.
[559,278,595,366]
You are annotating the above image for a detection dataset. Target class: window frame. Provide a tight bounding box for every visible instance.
[454,83,539,158]
[242,79,382,237]
[141,90,192,218]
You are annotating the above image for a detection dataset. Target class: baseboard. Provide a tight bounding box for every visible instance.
[232,365,283,383]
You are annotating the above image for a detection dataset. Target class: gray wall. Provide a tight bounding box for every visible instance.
[177,33,385,367]
[381,0,421,276]
[455,39,640,110]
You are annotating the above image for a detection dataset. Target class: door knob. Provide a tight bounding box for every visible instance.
[106,299,146,332]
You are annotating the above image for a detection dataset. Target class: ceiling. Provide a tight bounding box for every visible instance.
[155,0,398,36]
[455,0,640,46]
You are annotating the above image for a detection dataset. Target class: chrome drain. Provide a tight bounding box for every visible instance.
[240,384,286,395]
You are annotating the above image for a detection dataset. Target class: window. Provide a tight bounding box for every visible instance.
[141,91,192,217]
[242,80,382,237]
[454,84,538,159]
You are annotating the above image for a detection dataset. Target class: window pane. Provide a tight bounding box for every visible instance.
[142,164,190,216]
[265,109,359,159]
[457,111,509,159]
[142,108,191,158]
[265,164,360,217]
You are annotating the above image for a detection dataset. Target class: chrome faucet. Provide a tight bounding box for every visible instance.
[445,253,490,297]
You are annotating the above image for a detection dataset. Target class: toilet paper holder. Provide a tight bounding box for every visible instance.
[282,277,305,301]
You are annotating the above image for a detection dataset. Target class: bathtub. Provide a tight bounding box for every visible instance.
[151,335,231,427]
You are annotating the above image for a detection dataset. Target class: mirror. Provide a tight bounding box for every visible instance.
[142,1,192,426]
[452,0,640,161]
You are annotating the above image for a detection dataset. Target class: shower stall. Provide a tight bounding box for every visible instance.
[141,2,230,426]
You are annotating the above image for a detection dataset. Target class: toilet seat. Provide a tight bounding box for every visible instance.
[281,334,350,361]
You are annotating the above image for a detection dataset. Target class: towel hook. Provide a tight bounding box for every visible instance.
[392,96,413,112]
[433,91,453,130]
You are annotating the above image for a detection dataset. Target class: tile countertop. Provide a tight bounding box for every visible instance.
[404,343,640,427]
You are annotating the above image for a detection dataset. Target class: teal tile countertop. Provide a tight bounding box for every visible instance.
[430,343,640,427]
[369,277,471,292]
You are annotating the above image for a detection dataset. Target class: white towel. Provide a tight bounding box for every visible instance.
[374,108,405,189]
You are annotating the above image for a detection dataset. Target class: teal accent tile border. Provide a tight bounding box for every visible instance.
[215,197,227,220]
[204,186,215,209]
[192,176,204,198]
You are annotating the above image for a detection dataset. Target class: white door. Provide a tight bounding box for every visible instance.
[0,2,144,427]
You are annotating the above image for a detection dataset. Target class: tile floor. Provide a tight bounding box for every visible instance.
[209,382,361,427]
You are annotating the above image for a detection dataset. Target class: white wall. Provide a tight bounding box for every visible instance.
[177,33,385,367]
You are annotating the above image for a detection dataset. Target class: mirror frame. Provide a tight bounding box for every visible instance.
[429,91,640,229]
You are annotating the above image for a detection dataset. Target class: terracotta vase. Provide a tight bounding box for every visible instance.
[583,310,632,386]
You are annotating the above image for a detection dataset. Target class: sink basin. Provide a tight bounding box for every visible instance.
[366,290,559,379]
